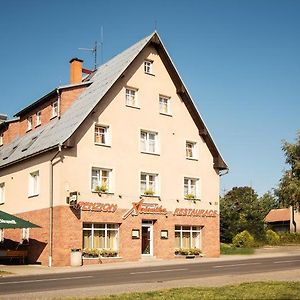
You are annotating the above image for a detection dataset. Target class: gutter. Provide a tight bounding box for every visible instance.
[49,144,62,267]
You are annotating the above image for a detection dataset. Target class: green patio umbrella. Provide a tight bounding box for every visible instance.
[0,210,41,229]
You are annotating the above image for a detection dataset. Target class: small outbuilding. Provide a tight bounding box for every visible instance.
[265,207,300,233]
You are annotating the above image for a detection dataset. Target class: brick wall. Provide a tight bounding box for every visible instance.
[3,204,220,266]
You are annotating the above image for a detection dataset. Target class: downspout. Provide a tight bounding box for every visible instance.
[292,206,296,233]
[49,144,62,267]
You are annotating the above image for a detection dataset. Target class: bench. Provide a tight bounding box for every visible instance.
[0,250,28,264]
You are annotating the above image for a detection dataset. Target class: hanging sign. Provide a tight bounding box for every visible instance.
[173,208,218,218]
[75,201,117,213]
[123,199,167,219]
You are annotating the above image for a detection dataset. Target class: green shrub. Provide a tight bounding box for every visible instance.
[220,243,255,255]
[232,230,255,248]
[279,232,300,244]
[266,229,280,245]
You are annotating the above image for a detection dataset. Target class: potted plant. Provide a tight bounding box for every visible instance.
[144,189,155,196]
[185,193,195,200]
[95,184,108,193]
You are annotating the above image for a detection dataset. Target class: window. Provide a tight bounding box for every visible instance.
[0,183,5,204]
[125,88,138,107]
[144,60,153,74]
[175,225,201,249]
[140,130,158,154]
[94,125,109,145]
[0,133,3,146]
[51,101,58,118]
[140,173,158,196]
[29,171,39,197]
[36,111,41,126]
[184,177,199,199]
[91,168,112,193]
[22,228,30,241]
[159,96,171,115]
[27,116,33,131]
[186,141,197,159]
[83,223,119,251]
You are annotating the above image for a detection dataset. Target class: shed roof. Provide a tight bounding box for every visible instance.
[0,32,228,171]
[265,208,291,223]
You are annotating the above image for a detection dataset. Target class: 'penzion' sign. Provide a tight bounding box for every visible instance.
[122,199,167,219]
[173,208,218,218]
[75,201,117,213]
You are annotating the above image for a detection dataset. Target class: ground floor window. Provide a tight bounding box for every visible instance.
[175,225,201,249]
[83,223,119,251]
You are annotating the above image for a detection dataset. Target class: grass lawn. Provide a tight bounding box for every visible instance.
[88,282,300,300]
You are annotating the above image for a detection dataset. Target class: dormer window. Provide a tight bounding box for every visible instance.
[36,111,41,127]
[27,116,33,131]
[144,60,153,74]
[51,101,58,118]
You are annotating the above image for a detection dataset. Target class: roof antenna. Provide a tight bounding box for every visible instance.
[78,41,98,70]
[100,26,104,64]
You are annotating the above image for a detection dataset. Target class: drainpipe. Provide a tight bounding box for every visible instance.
[292,206,296,233]
[49,144,62,267]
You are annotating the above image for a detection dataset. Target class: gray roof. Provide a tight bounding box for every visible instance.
[0,32,228,170]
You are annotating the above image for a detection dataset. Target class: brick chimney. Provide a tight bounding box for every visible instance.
[69,58,83,84]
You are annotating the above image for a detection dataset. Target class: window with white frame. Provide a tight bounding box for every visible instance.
[51,101,58,118]
[91,168,112,193]
[175,225,201,249]
[140,173,158,196]
[27,116,33,131]
[144,60,153,74]
[140,130,158,154]
[184,177,199,199]
[186,141,197,159]
[94,125,109,145]
[29,171,39,197]
[0,183,5,204]
[0,133,3,146]
[159,95,171,115]
[83,223,119,251]
[36,111,41,126]
[125,88,138,107]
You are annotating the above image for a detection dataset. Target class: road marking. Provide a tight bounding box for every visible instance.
[0,275,93,285]
[130,268,188,275]
[274,259,300,264]
[213,262,261,268]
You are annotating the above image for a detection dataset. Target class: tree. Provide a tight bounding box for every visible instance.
[220,186,265,243]
[276,131,300,209]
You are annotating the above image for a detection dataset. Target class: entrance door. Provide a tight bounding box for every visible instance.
[141,222,153,256]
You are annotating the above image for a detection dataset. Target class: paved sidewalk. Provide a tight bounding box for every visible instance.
[1,245,300,277]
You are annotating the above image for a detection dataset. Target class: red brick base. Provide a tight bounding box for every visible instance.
[3,205,219,266]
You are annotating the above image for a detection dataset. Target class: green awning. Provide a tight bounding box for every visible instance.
[0,210,41,229]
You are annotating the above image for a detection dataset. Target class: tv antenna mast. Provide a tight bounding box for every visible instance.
[78,41,98,70]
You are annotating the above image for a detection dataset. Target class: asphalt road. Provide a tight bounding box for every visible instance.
[0,255,300,296]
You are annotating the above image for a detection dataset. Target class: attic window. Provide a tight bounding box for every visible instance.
[144,60,153,75]
[51,101,58,118]
[27,116,33,131]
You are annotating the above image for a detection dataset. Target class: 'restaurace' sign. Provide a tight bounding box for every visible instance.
[75,201,117,213]
[173,208,218,218]
[123,199,167,219]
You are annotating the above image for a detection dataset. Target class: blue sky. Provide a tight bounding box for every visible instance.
[0,0,299,196]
